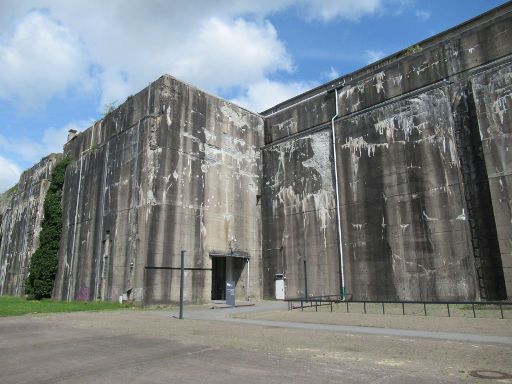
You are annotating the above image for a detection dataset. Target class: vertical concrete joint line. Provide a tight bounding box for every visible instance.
[68,155,84,301]
[95,141,110,300]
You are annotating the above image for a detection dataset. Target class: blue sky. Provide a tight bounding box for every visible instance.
[0,0,507,192]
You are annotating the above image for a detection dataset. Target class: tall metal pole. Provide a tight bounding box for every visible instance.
[331,87,346,300]
[304,259,308,299]
[179,250,185,319]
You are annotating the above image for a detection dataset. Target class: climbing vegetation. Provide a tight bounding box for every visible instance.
[26,157,71,299]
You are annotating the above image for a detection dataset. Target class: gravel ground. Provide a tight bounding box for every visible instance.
[0,306,511,383]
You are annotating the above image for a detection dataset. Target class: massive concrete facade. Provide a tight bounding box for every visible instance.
[0,3,511,303]
[52,76,263,304]
[260,4,512,301]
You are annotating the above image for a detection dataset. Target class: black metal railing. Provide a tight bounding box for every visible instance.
[286,296,512,319]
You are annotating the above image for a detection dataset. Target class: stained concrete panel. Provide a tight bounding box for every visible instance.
[263,93,335,144]
[262,131,340,298]
[472,62,512,298]
[335,87,477,300]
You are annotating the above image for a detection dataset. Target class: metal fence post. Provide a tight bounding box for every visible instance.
[303,260,308,299]
[472,303,476,318]
[423,303,427,316]
[402,302,405,316]
[447,303,450,317]
[500,304,504,319]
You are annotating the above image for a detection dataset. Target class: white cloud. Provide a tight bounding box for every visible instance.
[0,11,93,108]
[415,10,431,21]
[172,18,292,90]
[231,79,317,113]
[0,2,297,111]
[98,16,293,109]
[297,0,384,21]
[0,155,21,193]
[0,1,404,112]
[365,49,386,64]
[43,121,91,154]
[0,120,92,163]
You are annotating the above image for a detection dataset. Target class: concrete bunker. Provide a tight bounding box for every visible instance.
[1,3,512,305]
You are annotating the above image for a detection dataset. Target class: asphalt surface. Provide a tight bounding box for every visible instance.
[178,302,512,345]
[1,301,511,383]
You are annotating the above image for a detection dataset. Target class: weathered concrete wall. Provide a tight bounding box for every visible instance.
[332,9,512,299]
[264,93,335,144]
[335,87,478,300]
[261,3,512,300]
[53,75,263,304]
[262,131,340,298]
[0,155,60,296]
[472,62,512,298]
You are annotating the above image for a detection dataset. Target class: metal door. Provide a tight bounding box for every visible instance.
[275,274,285,300]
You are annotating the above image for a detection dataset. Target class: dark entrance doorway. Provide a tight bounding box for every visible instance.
[211,256,226,300]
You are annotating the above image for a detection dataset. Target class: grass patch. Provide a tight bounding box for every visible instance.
[0,296,134,317]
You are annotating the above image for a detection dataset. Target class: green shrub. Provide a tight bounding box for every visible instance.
[405,44,422,55]
[26,157,71,299]
[103,101,117,117]
[6,184,18,196]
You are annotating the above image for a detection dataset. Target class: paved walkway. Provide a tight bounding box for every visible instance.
[153,301,512,346]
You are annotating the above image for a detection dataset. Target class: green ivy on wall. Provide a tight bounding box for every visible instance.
[26,157,71,299]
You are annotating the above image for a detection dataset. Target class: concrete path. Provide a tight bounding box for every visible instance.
[155,301,512,346]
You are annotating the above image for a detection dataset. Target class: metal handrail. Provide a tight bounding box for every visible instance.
[285,296,512,319]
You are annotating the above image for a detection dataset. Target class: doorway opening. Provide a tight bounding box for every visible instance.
[211,256,226,300]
